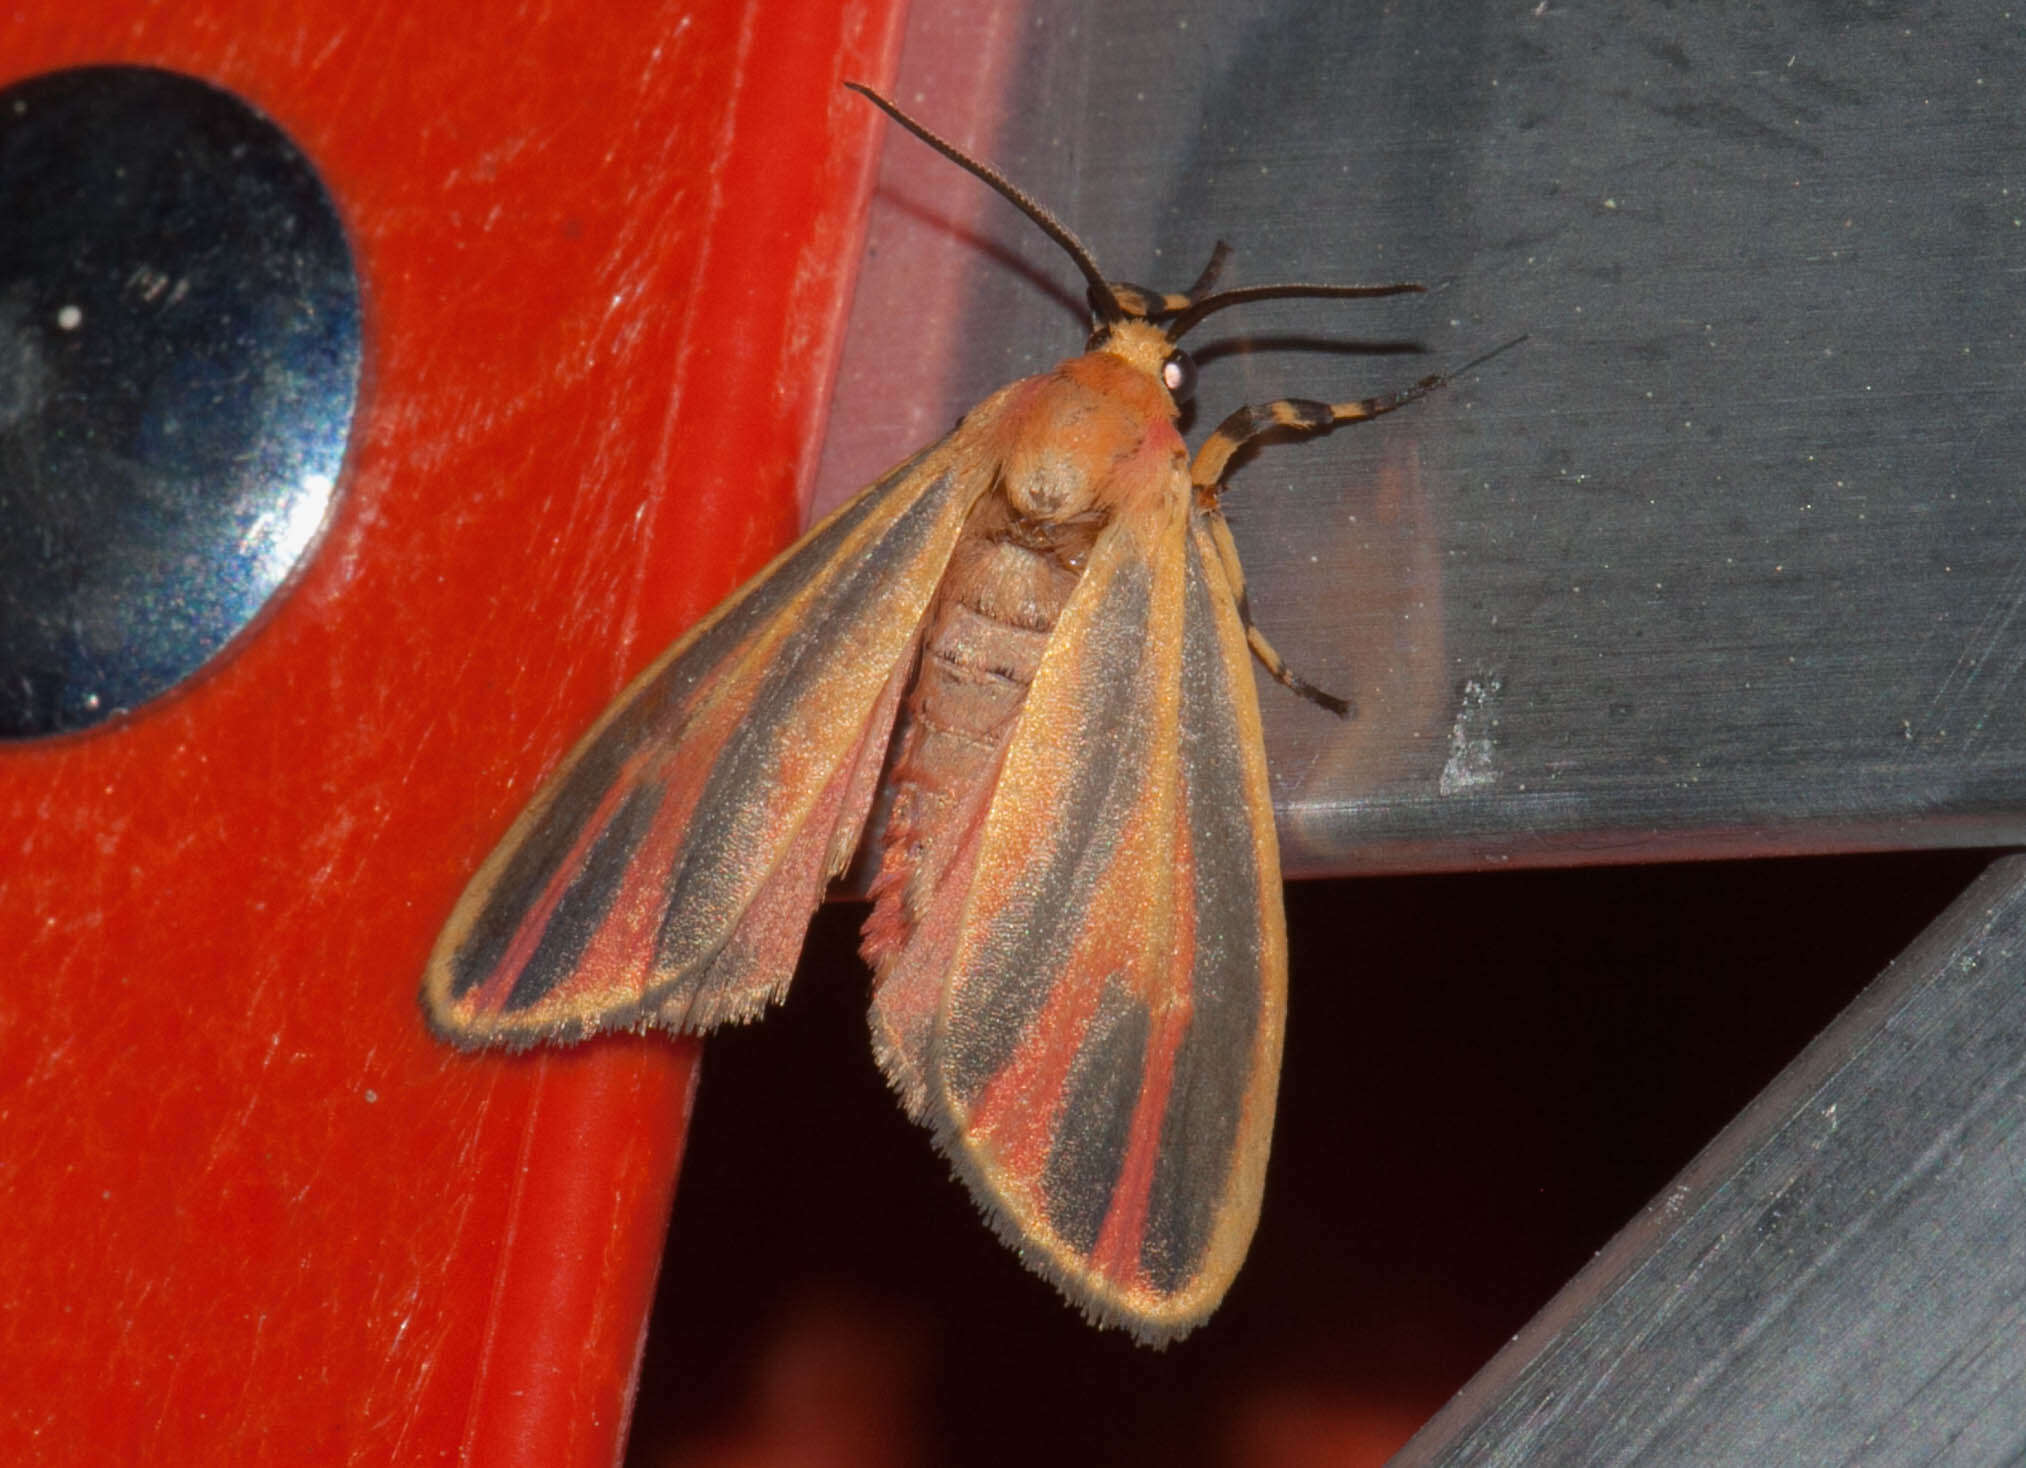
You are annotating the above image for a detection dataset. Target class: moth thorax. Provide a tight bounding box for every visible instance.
[1003,439,1098,521]
[1001,358,1171,522]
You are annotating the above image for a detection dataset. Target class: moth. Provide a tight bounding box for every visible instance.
[424,85,1488,1344]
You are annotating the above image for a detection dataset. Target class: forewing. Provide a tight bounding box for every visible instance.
[883,493,1287,1343]
[423,419,1002,1048]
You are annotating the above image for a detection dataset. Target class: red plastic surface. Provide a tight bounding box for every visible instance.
[0,3,906,1462]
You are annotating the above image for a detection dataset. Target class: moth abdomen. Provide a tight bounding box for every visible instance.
[864,485,1104,963]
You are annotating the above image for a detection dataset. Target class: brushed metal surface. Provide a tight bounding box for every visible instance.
[820,0,2025,877]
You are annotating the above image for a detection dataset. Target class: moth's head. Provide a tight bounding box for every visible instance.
[1086,316,1198,408]
[1080,249,1233,407]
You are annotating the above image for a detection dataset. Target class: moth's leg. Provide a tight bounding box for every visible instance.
[1188,340,1525,716]
[1194,505,1351,717]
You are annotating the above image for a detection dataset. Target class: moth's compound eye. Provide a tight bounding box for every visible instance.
[1162,349,1196,401]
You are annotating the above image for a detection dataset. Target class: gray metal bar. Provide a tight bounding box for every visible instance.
[1397,852,2026,1464]
[819,0,2026,878]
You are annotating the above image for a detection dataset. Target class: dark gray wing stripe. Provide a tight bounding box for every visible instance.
[1040,977,1151,1254]
[654,471,963,973]
[450,450,937,992]
[937,560,1154,1105]
[1139,546,1263,1292]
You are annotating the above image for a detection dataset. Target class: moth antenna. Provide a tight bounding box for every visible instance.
[846,83,1125,323]
[1184,241,1235,302]
[1166,279,1428,342]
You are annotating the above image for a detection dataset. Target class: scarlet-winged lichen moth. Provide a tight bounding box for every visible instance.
[423,83,1501,1345]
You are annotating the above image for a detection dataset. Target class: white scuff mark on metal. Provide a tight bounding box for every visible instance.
[1439,674,1504,796]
